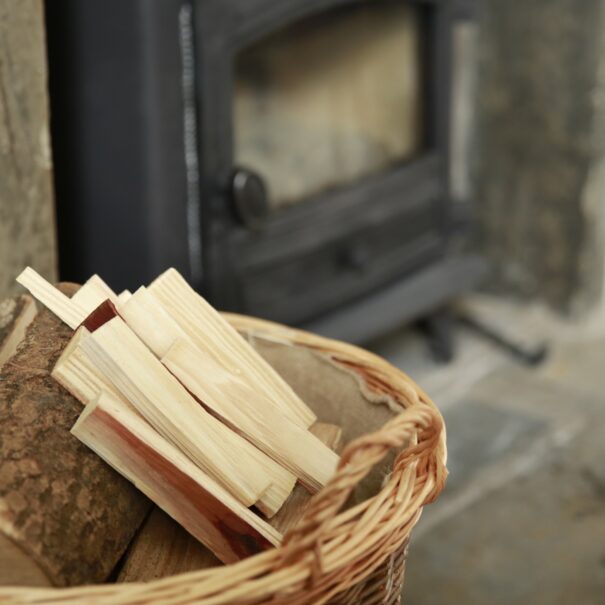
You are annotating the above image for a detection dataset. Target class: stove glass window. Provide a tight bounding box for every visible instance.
[234,2,426,210]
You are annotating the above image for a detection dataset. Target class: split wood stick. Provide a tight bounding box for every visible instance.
[149,268,316,428]
[52,327,125,406]
[117,286,190,357]
[163,338,339,492]
[16,269,117,334]
[0,294,37,368]
[117,422,343,582]
[70,275,118,315]
[16,267,87,329]
[80,317,275,508]
[117,287,297,516]
[0,285,150,587]
[72,392,281,564]
[80,298,120,332]
[270,422,343,534]
[117,289,132,304]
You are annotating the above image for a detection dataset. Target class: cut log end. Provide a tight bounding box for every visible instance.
[0,294,37,368]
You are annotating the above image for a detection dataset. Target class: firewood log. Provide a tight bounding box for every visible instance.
[117,508,221,582]
[0,284,151,587]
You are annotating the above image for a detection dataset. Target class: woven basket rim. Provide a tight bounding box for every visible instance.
[2,314,447,605]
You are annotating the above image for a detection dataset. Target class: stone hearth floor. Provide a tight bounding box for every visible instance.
[369,295,605,604]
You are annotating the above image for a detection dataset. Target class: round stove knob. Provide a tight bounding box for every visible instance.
[231,168,269,230]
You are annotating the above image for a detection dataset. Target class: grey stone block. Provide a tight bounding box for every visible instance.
[0,0,57,298]
[475,0,605,313]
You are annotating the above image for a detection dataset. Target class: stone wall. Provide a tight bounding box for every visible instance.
[475,0,605,313]
[0,0,57,298]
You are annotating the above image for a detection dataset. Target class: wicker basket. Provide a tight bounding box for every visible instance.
[1,314,447,605]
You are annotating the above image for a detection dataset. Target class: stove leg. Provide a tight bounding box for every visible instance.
[418,310,454,363]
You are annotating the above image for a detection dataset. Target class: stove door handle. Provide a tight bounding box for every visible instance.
[231,167,270,230]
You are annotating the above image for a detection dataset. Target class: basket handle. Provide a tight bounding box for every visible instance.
[282,404,446,562]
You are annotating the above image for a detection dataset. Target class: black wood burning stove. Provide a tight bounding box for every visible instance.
[45,0,484,343]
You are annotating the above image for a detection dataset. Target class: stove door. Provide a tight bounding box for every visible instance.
[233,2,426,213]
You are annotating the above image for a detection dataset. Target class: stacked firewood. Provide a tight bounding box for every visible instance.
[2,268,341,585]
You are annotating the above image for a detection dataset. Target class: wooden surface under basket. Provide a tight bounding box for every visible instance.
[1,314,447,605]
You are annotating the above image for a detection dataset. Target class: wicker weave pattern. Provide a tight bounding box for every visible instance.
[0,315,446,605]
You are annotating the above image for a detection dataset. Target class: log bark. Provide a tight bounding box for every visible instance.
[0,284,151,587]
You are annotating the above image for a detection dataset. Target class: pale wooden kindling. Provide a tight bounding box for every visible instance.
[163,338,339,492]
[16,267,86,329]
[117,290,132,304]
[72,392,281,564]
[149,268,316,428]
[80,317,278,508]
[117,286,191,358]
[70,275,118,315]
[117,288,296,515]
[52,327,128,407]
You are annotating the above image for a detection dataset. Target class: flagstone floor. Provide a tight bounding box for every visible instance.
[369,296,605,605]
